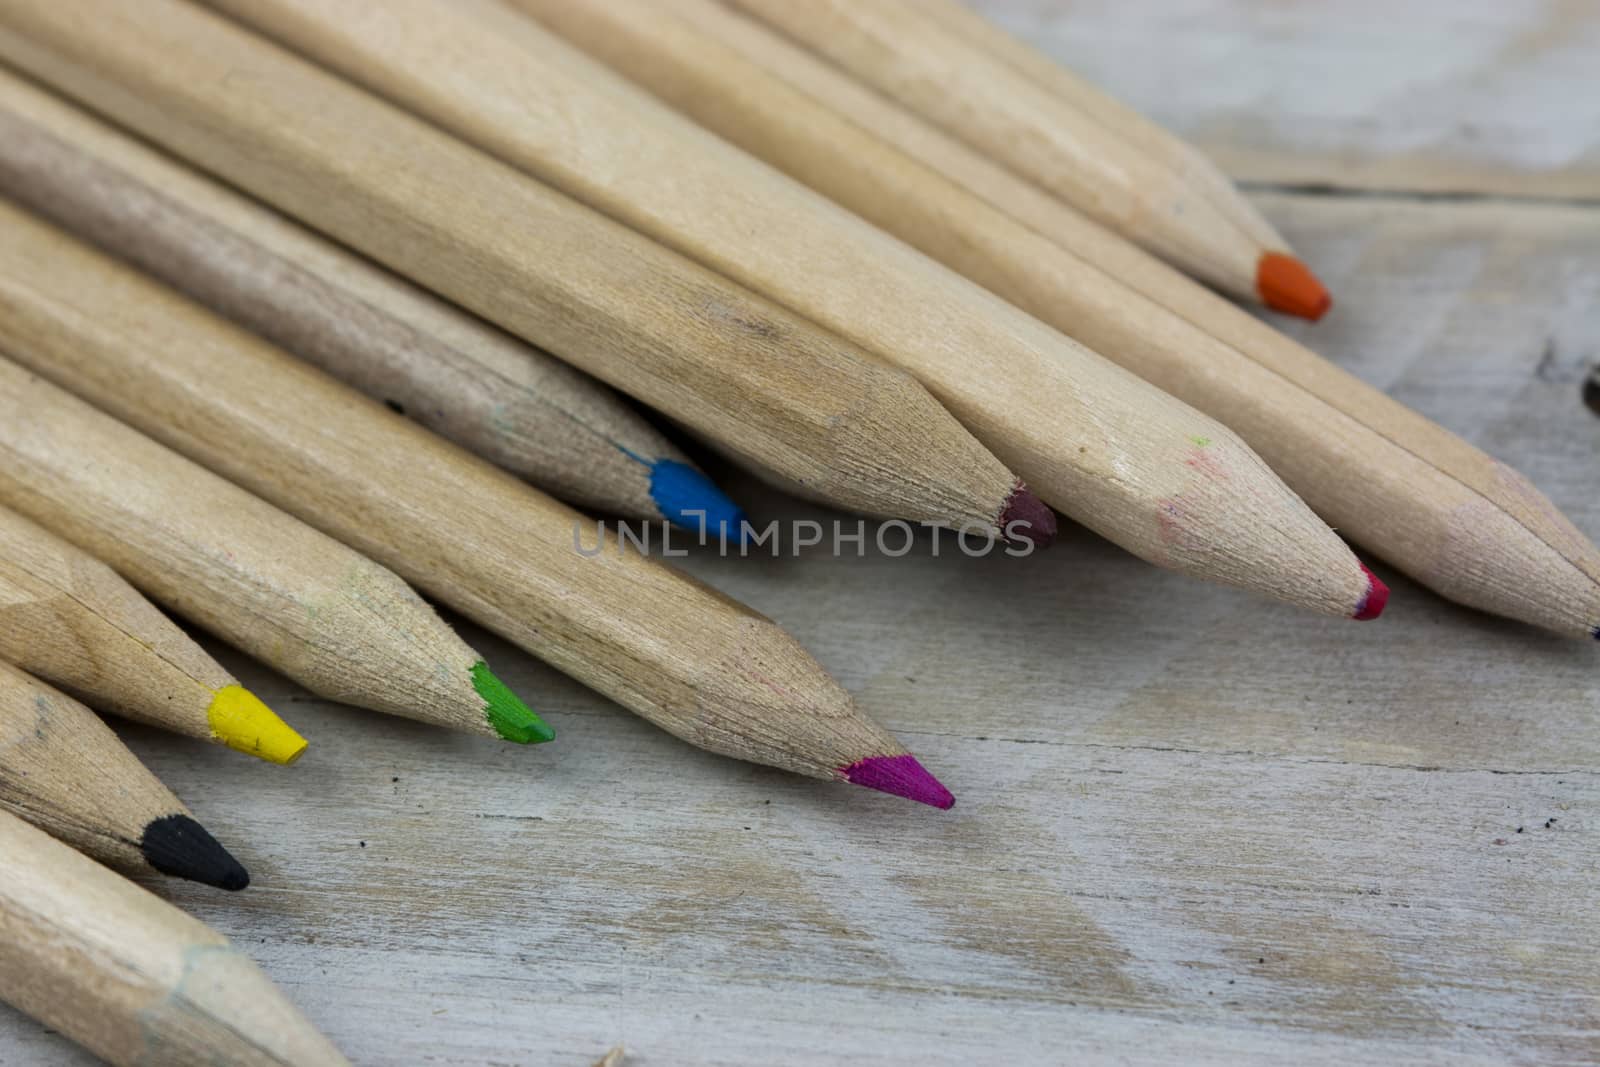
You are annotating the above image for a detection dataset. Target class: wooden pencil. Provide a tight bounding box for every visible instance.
[0,808,350,1067]
[0,660,249,890]
[0,503,307,762]
[0,352,552,744]
[0,4,1046,547]
[723,0,1332,320]
[190,0,1374,618]
[0,68,740,532]
[572,0,1600,641]
[912,0,1291,273]
[0,205,956,809]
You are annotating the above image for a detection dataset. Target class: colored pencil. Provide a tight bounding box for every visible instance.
[723,0,1331,320]
[0,660,248,890]
[0,503,306,762]
[608,1,1600,641]
[912,0,1294,291]
[0,351,551,744]
[0,808,349,1066]
[192,0,1374,618]
[0,205,954,809]
[0,4,1046,546]
[0,68,738,532]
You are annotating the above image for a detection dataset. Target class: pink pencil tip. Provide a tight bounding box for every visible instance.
[841,754,955,809]
[1000,480,1057,549]
[1353,563,1389,621]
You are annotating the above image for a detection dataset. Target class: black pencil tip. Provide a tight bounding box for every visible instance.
[140,814,250,891]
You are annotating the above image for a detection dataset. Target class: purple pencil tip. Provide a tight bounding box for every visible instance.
[841,754,955,809]
[1000,481,1056,549]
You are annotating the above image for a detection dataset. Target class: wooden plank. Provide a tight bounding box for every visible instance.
[0,183,1596,1063]
[971,0,1600,200]
[7,637,1593,1066]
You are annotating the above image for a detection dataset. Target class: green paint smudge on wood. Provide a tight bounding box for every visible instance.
[471,662,554,744]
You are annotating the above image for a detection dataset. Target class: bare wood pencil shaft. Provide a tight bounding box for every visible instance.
[0,661,198,877]
[0,67,700,525]
[0,504,251,743]
[642,0,1600,639]
[724,0,1279,306]
[0,205,924,786]
[203,0,1370,616]
[0,0,1024,539]
[0,353,509,737]
[914,0,1284,255]
[0,809,348,1067]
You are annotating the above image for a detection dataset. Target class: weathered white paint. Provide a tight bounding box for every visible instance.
[975,0,1600,198]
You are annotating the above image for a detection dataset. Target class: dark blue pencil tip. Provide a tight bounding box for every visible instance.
[1591,624,1599,641]
[649,459,746,543]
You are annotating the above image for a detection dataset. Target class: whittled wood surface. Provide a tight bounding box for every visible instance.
[0,355,498,737]
[728,0,1281,305]
[2,5,1599,1065]
[0,206,918,784]
[0,809,346,1066]
[0,66,699,525]
[594,0,1600,639]
[0,0,1029,539]
[0,503,241,742]
[216,0,1373,619]
[0,661,199,878]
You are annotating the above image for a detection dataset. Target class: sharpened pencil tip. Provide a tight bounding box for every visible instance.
[1258,252,1331,321]
[140,814,250,891]
[470,662,555,743]
[1000,481,1057,548]
[648,459,747,542]
[841,754,955,809]
[207,684,308,765]
[1353,563,1389,621]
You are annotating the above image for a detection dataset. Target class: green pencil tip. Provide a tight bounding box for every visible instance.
[470,662,554,744]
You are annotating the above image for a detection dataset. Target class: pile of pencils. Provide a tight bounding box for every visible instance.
[0,1,1593,1064]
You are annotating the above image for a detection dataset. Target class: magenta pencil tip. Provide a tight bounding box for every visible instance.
[841,754,955,809]
[1000,481,1057,549]
[1353,563,1389,621]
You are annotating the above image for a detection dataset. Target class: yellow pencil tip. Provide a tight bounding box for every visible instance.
[207,684,309,765]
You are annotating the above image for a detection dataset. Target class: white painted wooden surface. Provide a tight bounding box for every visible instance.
[976,0,1600,200]
[5,6,1600,1065]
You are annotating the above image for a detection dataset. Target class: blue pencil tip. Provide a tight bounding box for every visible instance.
[649,459,746,542]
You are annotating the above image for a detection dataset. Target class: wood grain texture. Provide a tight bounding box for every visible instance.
[0,660,204,878]
[917,0,1286,255]
[0,65,703,525]
[727,0,1289,306]
[595,0,1600,639]
[969,0,1600,201]
[0,0,1029,540]
[0,809,347,1066]
[0,353,507,739]
[0,502,258,745]
[0,204,930,788]
[0,6,1593,1065]
[2,189,1594,1065]
[209,0,1372,619]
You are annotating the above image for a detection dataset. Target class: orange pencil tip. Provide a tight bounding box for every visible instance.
[1257,252,1332,321]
